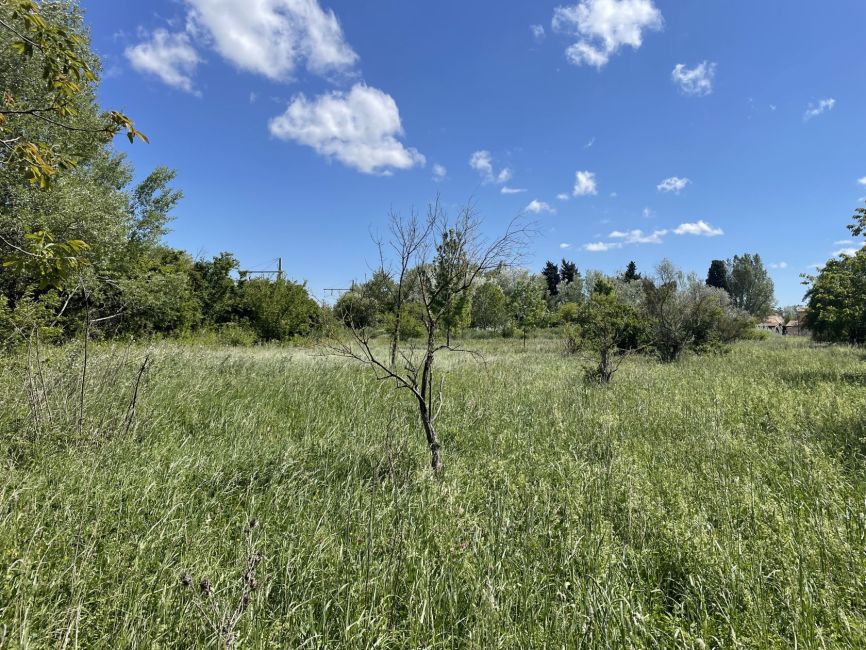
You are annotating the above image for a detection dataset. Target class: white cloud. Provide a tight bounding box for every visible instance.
[432,164,447,182]
[268,83,425,174]
[769,262,788,269]
[469,150,512,185]
[184,0,357,81]
[857,176,866,186]
[609,228,666,244]
[530,24,546,41]
[573,170,598,196]
[556,193,570,201]
[560,242,572,249]
[803,98,836,121]
[674,220,724,237]
[125,29,200,92]
[834,247,862,257]
[833,239,854,246]
[642,207,654,218]
[671,62,716,96]
[525,199,556,214]
[657,176,691,193]
[501,186,527,194]
[552,0,663,69]
[583,241,623,252]
[584,137,596,149]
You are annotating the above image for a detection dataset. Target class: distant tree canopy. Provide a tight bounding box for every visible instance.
[804,203,866,344]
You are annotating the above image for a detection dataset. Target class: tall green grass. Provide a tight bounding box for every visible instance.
[1,337,865,647]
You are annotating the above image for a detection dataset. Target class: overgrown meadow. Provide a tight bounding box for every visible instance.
[2,337,866,648]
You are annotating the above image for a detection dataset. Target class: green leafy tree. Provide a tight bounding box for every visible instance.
[728,254,775,318]
[430,227,473,345]
[0,0,146,187]
[804,204,866,344]
[509,276,547,348]
[190,252,241,326]
[471,281,507,330]
[240,277,319,342]
[569,288,649,383]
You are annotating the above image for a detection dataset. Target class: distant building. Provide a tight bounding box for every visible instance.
[759,314,785,334]
[760,308,810,337]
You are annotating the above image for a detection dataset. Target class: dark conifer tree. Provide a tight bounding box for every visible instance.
[706,260,730,292]
[541,261,561,295]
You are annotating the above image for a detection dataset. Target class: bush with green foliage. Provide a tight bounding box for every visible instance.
[568,281,649,382]
[238,278,320,342]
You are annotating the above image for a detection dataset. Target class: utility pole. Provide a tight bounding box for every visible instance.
[239,257,285,280]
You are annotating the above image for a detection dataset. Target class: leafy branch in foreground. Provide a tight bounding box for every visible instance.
[1,0,147,187]
[329,199,529,472]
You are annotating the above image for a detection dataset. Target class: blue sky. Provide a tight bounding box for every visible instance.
[85,0,866,305]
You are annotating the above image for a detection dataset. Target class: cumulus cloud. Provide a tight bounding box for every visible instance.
[671,62,716,96]
[609,228,667,244]
[530,24,546,41]
[560,242,572,249]
[185,0,357,80]
[673,220,724,237]
[657,176,691,194]
[551,0,663,69]
[501,186,527,194]
[803,98,836,121]
[268,83,425,174]
[583,241,623,252]
[556,193,570,201]
[432,164,447,182]
[525,199,556,214]
[469,150,512,185]
[834,246,863,257]
[573,170,598,196]
[857,177,866,186]
[127,0,358,90]
[125,29,200,92]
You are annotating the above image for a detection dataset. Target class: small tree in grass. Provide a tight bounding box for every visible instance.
[329,199,528,472]
[568,279,649,383]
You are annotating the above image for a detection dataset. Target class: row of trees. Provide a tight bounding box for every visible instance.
[335,254,768,349]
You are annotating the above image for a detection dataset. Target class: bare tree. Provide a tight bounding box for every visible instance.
[330,199,528,472]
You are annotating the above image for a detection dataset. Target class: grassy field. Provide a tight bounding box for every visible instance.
[1,337,866,648]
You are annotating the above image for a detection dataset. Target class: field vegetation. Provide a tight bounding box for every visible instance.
[2,337,866,648]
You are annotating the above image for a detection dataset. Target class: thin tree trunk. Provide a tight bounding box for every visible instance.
[418,400,442,472]
[419,330,441,472]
